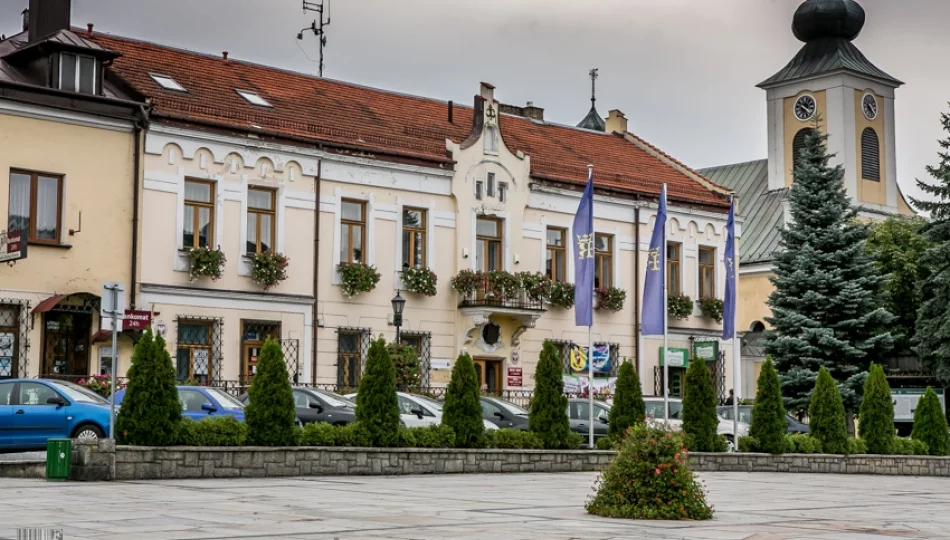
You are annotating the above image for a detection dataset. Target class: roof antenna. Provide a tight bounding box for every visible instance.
[298,0,331,77]
[589,68,598,109]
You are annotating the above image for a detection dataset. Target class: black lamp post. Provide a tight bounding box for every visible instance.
[391,290,406,344]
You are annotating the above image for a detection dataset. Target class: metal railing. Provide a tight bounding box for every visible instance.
[458,282,545,311]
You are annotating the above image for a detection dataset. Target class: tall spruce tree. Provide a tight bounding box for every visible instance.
[765,125,894,415]
[912,107,950,386]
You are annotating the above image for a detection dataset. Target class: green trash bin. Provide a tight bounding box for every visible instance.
[46,439,72,481]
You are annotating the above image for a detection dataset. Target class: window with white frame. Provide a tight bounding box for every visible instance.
[58,52,97,94]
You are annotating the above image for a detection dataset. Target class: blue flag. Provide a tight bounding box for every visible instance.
[722,198,737,340]
[641,184,667,336]
[573,167,595,327]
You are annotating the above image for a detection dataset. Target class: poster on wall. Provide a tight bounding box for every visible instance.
[562,375,618,399]
[568,343,611,373]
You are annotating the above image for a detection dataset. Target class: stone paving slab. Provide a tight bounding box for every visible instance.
[1,471,949,539]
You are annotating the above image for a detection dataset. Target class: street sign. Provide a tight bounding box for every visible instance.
[0,230,26,263]
[100,282,125,318]
[507,376,523,387]
[123,310,152,331]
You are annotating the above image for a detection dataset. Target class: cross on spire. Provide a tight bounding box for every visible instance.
[589,68,599,107]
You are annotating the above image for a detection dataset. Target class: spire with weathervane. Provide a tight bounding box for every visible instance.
[576,68,606,132]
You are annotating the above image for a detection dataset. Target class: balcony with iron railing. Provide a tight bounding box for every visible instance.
[452,271,547,312]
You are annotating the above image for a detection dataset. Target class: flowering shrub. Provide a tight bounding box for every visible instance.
[450,269,483,296]
[77,375,124,398]
[586,424,713,520]
[668,293,694,320]
[547,281,575,309]
[337,262,381,298]
[595,287,626,312]
[486,270,522,299]
[187,246,226,282]
[517,271,551,301]
[250,251,289,290]
[402,267,438,296]
[698,297,724,323]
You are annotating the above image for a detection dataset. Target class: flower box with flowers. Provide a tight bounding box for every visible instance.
[187,246,226,282]
[595,287,626,312]
[402,267,438,296]
[337,262,382,298]
[250,251,290,290]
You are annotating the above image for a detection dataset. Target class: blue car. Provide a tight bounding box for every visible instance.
[0,378,112,451]
[113,386,246,422]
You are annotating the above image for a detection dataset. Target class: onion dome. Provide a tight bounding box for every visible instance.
[792,0,865,42]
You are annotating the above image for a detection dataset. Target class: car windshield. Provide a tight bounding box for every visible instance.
[644,399,683,420]
[490,398,529,416]
[314,390,355,408]
[411,395,444,412]
[204,388,244,409]
[51,381,108,404]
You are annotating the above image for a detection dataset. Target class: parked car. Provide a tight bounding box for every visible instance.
[566,398,611,445]
[345,392,498,430]
[0,378,112,451]
[479,396,530,430]
[717,405,809,434]
[642,397,749,448]
[239,387,356,426]
[113,386,246,422]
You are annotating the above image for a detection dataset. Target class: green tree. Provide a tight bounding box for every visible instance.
[681,359,725,452]
[858,363,895,454]
[244,338,297,446]
[442,352,485,448]
[765,124,894,415]
[749,358,787,454]
[912,108,950,386]
[809,367,848,454]
[387,342,421,392]
[866,217,931,355]
[355,337,401,447]
[116,330,182,445]
[608,362,645,438]
[911,387,950,456]
[529,341,574,449]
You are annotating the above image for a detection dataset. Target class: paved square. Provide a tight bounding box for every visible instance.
[1,471,949,539]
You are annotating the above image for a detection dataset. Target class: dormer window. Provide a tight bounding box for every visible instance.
[236,89,272,108]
[149,73,187,92]
[58,53,97,94]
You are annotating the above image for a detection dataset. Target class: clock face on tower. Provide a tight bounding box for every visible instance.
[794,95,816,121]
[863,93,878,120]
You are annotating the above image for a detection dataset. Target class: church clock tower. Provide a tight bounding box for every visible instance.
[759,0,909,216]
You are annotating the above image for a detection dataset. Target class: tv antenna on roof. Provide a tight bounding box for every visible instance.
[298,0,331,77]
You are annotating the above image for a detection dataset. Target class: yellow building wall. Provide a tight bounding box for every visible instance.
[739,273,774,331]
[784,90,827,187]
[854,89,886,205]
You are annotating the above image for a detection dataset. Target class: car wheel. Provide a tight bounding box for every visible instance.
[73,424,104,441]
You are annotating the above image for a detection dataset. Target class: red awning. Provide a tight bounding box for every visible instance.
[32,294,69,314]
[91,329,112,343]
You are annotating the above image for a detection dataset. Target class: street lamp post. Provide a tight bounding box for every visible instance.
[391,290,406,344]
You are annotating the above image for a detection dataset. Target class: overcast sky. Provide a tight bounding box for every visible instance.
[4,0,948,201]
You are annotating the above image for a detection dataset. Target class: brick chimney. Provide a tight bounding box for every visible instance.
[605,109,628,134]
[523,101,544,122]
[28,0,71,43]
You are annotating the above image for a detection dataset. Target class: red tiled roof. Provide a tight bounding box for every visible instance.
[88,32,729,210]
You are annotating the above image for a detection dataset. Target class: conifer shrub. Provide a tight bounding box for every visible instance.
[809,367,849,455]
[889,437,929,456]
[116,330,182,446]
[245,338,297,446]
[911,387,950,455]
[608,362,645,439]
[178,416,248,446]
[682,359,725,452]
[859,363,895,454]
[485,429,543,449]
[749,358,788,454]
[355,337,401,447]
[442,352,485,448]
[784,433,822,454]
[586,424,713,520]
[529,341,575,449]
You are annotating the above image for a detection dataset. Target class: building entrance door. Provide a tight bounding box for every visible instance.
[42,312,91,377]
[473,358,504,395]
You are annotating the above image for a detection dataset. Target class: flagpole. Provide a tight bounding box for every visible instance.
[731,195,740,447]
[587,164,595,450]
[662,184,669,423]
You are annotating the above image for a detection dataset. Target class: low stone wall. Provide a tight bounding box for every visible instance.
[70,440,614,481]
[689,452,950,476]
[0,460,45,479]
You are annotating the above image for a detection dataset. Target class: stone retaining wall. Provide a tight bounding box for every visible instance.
[689,452,950,476]
[66,441,950,482]
[0,460,45,479]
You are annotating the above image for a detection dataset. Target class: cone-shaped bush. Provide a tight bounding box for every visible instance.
[858,363,894,454]
[245,338,297,446]
[586,424,712,520]
[530,341,574,449]
[442,352,485,448]
[911,387,950,456]
[749,358,787,454]
[116,330,182,445]
[809,366,848,454]
[682,359,724,452]
[356,337,401,447]
[608,362,645,438]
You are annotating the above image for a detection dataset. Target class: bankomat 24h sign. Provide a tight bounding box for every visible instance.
[0,230,27,264]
